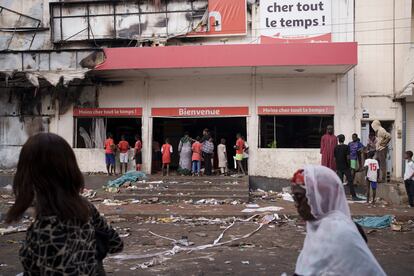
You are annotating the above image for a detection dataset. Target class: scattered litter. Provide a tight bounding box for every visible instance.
[367,229,377,235]
[241,261,250,265]
[241,206,284,213]
[147,181,164,184]
[195,199,219,205]
[82,189,96,199]
[130,256,168,270]
[105,187,120,193]
[115,217,268,269]
[174,236,194,247]
[281,192,294,202]
[353,215,393,229]
[0,194,12,199]
[105,215,127,223]
[195,232,208,237]
[102,199,129,206]
[0,263,8,267]
[391,223,402,232]
[119,233,131,238]
[0,225,28,235]
[225,261,231,264]
[107,171,146,188]
[245,204,259,208]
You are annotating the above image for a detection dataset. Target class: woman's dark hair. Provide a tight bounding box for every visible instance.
[5,133,90,223]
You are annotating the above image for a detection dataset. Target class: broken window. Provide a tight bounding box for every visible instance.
[259,116,334,148]
[74,117,141,148]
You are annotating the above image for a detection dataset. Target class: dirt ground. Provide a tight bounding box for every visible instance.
[1,216,413,275]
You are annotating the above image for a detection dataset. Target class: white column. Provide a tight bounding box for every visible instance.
[142,77,152,174]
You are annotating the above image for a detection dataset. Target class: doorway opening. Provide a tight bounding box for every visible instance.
[152,117,247,172]
[361,120,394,179]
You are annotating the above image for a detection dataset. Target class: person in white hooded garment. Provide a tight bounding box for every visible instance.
[291,165,386,276]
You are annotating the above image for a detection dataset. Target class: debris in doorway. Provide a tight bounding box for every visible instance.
[353,215,393,229]
[0,194,12,199]
[107,171,146,188]
[241,206,284,213]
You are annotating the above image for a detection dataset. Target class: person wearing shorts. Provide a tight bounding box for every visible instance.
[364,151,380,204]
[234,133,246,175]
[104,133,115,175]
[118,135,130,174]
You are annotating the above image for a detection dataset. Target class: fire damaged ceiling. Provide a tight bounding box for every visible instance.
[50,0,208,43]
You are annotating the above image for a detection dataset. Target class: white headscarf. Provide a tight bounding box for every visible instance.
[295,165,386,276]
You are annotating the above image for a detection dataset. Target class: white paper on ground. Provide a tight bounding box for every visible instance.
[241,206,284,213]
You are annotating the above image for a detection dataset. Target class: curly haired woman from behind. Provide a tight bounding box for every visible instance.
[5,133,123,275]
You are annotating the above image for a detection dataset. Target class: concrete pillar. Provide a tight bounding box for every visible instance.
[142,77,152,174]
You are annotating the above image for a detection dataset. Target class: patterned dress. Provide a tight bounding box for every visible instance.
[20,203,123,275]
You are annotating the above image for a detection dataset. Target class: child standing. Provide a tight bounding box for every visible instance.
[161,138,173,176]
[217,138,228,175]
[134,135,142,171]
[118,135,130,174]
[364,151,380,204]
[404,151,414,207]
[192,136,202,176]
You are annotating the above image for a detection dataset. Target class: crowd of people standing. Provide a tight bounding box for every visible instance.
[320,120,414,207]
[103,129,248,177]
[164,128,248,177]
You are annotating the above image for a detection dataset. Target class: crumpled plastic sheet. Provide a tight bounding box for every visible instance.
[107,171,146,187]
[353,215,394,229]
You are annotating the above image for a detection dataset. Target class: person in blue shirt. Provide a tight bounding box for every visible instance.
[348,133,364,179]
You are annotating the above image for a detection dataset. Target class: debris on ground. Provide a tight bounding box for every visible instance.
[241,206,284,213]
[0,225,28,236]
[105,187,120,193]
[107,171,146,188]
[110,214,273,269]
[281,192,294,202]
[353,215,394,229]
[104,215,127,223]
[241,261,250,265]
[82,189,96,199]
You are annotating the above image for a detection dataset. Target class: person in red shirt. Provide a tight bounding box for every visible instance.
[104,133,115,175]
[134,135,142,171]
[161,138,173,176]
[234,133,246,175]
[118,135,130,174]
[191,136,202,176]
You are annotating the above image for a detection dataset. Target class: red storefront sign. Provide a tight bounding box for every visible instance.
[73,108,142,117]
[258,106,334,115]
[152,107,249,117]
[187,0,247,37]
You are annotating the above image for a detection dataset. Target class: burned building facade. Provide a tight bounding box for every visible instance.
[0,0,412,180]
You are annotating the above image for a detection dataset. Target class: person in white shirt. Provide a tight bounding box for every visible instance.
[404,151,414,207]
[364,151,380,204]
